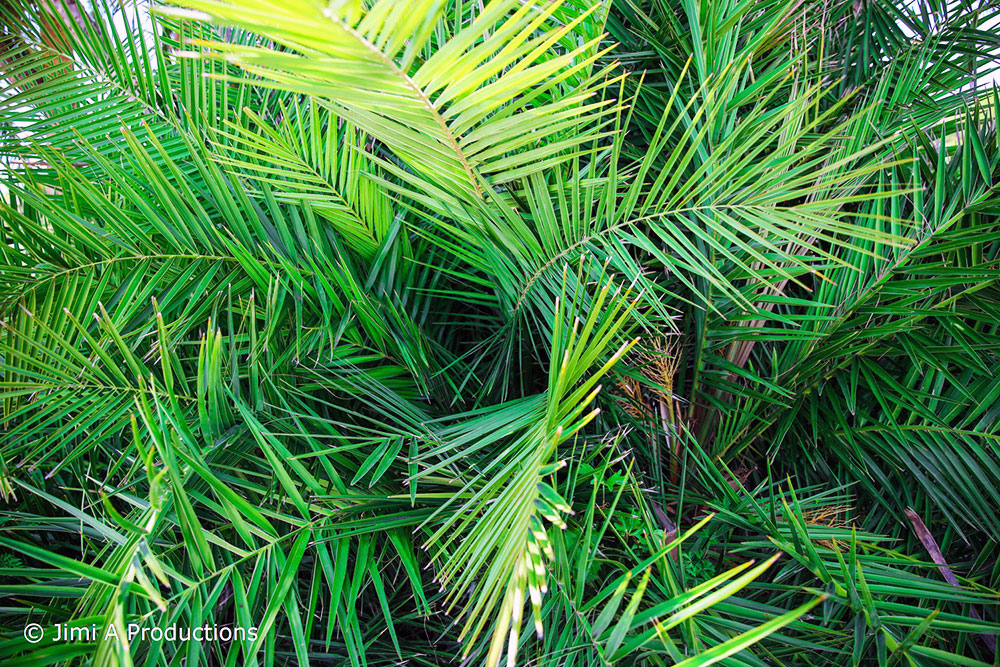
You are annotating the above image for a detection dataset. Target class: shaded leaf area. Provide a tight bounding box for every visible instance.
[0,0,998,665]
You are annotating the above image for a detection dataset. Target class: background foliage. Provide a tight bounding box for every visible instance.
[1,0,999,665]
